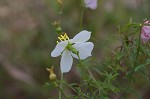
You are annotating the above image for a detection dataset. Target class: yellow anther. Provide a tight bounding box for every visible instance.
[57,33,69,42]
[56,41,59,44]
[60,35,66,40]
[64,33,69,40]
[58,37,63,41]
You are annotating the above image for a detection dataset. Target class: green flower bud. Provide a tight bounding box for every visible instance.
[56,27,62,34]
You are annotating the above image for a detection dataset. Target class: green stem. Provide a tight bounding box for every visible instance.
[59,73,64,99]
[77,54,81,60]
[87,69,96,81]
[129,25,142,81]
[54,81,67,99]
[77,54,86,77]
[87,82,95,98]
[80,0,85,30]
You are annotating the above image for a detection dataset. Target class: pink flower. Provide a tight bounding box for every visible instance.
[141,20,150,43]
[84,0,97,10]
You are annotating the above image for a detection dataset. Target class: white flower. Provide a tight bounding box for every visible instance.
[51,30,94,73]
[84,0,97,10]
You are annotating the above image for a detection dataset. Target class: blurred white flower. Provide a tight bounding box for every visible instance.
[141,20,150,43]
[51,30,94,73]
[84,0,97,10]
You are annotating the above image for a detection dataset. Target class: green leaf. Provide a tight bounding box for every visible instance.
[134,64,145,72]
[146,58,150,64]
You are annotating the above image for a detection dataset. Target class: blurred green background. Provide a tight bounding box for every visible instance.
[0,0,150,98]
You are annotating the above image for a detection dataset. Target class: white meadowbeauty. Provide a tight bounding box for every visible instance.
[51,30,94,73]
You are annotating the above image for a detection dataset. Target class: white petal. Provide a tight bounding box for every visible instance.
[60,49,73,73]
[71,30,91,43]
[51,41,68,57]
[72,42,94,59]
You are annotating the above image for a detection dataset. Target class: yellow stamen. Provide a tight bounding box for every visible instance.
[58,37,63,41]
[64,33,69,40]
[60,35,66,40]
[57,33,69,43]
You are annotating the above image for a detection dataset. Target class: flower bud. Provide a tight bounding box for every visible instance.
[49,73,57,81]
[57,0,62,6]
[52,21,63,34]
[46,66,57,81]
[56,27,62,34]
[57,0,63,14]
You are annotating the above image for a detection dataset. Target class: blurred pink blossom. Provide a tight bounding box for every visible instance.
[141,20,150,43]
[84,0,97,10]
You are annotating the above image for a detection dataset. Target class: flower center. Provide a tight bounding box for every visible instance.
[57,33,69,43]
[57,33,78,55]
